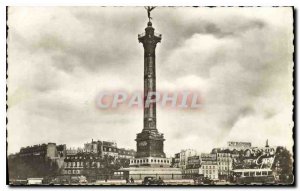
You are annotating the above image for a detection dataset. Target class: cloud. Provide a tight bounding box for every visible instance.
[7,7,293,155]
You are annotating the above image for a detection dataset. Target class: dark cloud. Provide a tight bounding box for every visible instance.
[180,18,266,38]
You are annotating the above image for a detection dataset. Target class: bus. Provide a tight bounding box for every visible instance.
[232,169,275,184]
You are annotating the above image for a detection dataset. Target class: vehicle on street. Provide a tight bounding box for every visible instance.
[142,176,165,185]
[202,177,215,185]
[27,178,43,185]
[79,176,88,184]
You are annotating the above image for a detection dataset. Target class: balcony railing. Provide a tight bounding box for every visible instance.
[138,32,162,38]
[138,32,145,38]
[155,32,162,37]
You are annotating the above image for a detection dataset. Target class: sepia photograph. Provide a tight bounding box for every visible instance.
[6,6,294,186]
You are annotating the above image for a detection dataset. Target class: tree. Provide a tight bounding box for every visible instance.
[272,147,293,184]
[8,155,59,181]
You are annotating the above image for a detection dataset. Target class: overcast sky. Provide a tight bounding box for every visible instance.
[7,7,293,156]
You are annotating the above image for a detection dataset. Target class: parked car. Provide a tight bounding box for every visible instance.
[142,176,165,185]
[79,176,88,184]
[203,177,215,185]
[27,178,43,185]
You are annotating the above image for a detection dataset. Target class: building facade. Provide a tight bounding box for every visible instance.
[74,140,135,158]
[200,161,219,180]
[227,141,252,150]
[62,140,135,176]
[177,149,198,170]
[185,156,201,176]
[217,152,232,179]
[172,152,181,168]
[63,153,102,175]
[19,143,66,160]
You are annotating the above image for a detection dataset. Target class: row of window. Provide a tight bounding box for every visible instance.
[218,166,229,170]
[202,165,217,169]
[219,171,230,175]
[204,174,217,179]
[204,170,216,174]
[218,158,231,162]
[218,161,232,165]
[237,171,272,177]
[66,150,135,156]
[131,159,170,164]
[66,156,98,160]
[66,154,133,159]
[19,152,45,156]
[65,161,100,168]
[217,153,230,157]
[64,170,81,174]
[20,146,47,153]
[118,155,134,158]
[103,147,134,155]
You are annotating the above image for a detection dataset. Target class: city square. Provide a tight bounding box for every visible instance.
[6,6,294,186]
